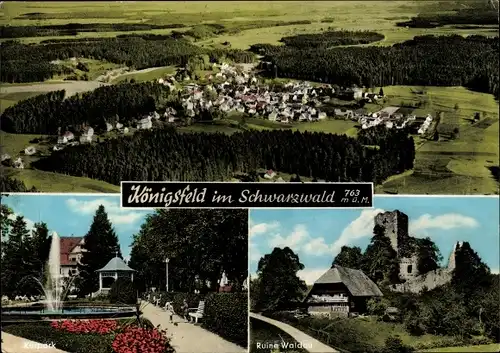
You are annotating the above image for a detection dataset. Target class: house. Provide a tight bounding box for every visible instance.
[57,131,74,144]
[303,265,383,317]
[24,146,36,155]
[263,170,277,179]
[53,145,64,151]
[137,117,152,130]
[268,112,278,121]
[106,122,113,132]
[60,237,85,289]
[1,153,11,162]
[317,112,327,120]
[79,126,94,144]
[13,157,24,169]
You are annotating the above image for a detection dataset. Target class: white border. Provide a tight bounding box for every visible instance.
[119,181,374,210]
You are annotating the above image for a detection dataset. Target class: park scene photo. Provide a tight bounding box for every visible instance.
[0,0,498,195]
[1,194,249,353]
[249,196,500,353]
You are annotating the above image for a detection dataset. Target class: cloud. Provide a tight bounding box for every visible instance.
[331,208,385,255]
[66,198,146,227]
[302,237,330,255]
[249,221,280,238]
[268,224,309,248]
[410,213,479,233]
[297,268,328,285]
[249,242,262,262]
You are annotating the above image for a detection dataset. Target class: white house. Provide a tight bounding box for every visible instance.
[13,157,24,169]
[137,117,153,130]
[264,170,277,179]
[24,146,36,155]
[57,131,74,144]
[105,123,113,132]
[79,127,94,144]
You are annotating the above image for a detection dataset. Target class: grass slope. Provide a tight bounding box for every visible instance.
[420,343,500,352]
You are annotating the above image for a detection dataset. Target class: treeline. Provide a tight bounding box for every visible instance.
[279,30,385,48]
[1,37,255,83]
[0,23,185,38]
[1,82,169,134]
[397,8,499,28]
[0,175,37,192]
[253,35,499,97]
[32,126,415,184]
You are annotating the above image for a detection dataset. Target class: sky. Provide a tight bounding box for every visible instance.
[3,194,151,261]
[249,196,500,284]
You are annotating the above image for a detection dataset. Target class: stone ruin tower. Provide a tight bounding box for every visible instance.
[446,241,463,271]
[375,210,419,281]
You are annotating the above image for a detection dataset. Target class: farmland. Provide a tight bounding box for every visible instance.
[0,1,498,193]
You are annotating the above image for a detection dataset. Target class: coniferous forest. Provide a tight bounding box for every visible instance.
[32,126,415,184]
[253,35,499,97]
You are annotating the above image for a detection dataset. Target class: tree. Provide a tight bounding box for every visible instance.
[451,242,491,298]
[379,87,384,97]
[289,174,302,182]
[332,246,363,269]
[1,216,30,297]
[255,247,307,311]
[362,225,399,285]
[77,205,121,296]
[415,237,441,274]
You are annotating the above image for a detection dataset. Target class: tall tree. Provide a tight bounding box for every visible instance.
[362,225,399,285]
[256,247,307,311]
[1,216,30,297]
[332,246,363,269]
[415,237,442,274]
[76,205,121,296]
[451,242,491,298]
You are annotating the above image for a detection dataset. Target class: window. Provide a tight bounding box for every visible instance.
[407,265,413,274]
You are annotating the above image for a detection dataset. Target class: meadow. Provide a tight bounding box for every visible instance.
[1,1,498,193]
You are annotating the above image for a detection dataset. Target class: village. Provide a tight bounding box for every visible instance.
[2,63,435,171]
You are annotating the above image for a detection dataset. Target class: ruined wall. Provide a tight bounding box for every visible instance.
[374,210,409,253]
[390,268,453,293]
[399,256,419,280]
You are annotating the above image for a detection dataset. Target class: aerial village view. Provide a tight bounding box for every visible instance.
[0,1,499,353]
[0,0,498,194]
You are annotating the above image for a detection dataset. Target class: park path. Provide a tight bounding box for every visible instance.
[1,332,68,353]
[141,301,246,353]
[250,312,339,353]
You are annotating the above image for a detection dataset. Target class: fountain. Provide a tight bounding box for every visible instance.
[1,231,136,322]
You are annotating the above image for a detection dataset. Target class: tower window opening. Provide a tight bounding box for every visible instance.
[407,265,412,274]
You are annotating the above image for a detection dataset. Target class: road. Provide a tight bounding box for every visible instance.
[250,312,339,353]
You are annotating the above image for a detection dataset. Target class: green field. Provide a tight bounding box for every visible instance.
[2,1,497,47]
[374,86,499,195]
[110,66,177,84]
[421,343,500,352]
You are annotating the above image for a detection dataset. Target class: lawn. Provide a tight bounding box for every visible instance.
[250,317,308,353]
[0,91,44,113]
[420,343,500,352]
[111,66,177,84]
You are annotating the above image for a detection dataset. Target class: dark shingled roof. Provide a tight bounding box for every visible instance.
[312,265,383,297]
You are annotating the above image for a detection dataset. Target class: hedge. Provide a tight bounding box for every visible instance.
[2,322,114,353]
[202,293,248,348]
[109,278,137,305]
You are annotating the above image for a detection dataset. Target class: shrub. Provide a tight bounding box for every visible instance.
[383,336,414,353]
[172,292,205,316]
[109,277,136,305]
[2,322,114,353]
[202,293,248,348]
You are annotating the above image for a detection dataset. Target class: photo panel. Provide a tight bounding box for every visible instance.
[1,194,249,353]
[249,196,500,353]
[1,1,497,195]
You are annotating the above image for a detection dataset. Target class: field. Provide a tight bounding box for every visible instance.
[2,1,497,47]
[420,343,500,352]
[1,1,498,193]
[374,86,499,195]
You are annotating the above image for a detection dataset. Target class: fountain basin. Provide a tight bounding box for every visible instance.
[1,303,137,322]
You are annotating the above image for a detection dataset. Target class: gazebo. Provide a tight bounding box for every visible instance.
[96,255,136,293]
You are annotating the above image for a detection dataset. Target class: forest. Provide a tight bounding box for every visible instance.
[32,125,415,184]
[279,30,384,48]
[1,82,170,134]
[0,23,185,38]
[1,36,255,83]
[253,35,499,97]
[397,7,499,28]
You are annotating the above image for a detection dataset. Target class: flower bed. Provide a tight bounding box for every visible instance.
[3,319,174,353]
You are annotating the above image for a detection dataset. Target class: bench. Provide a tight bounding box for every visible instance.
[188,301,205,323]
